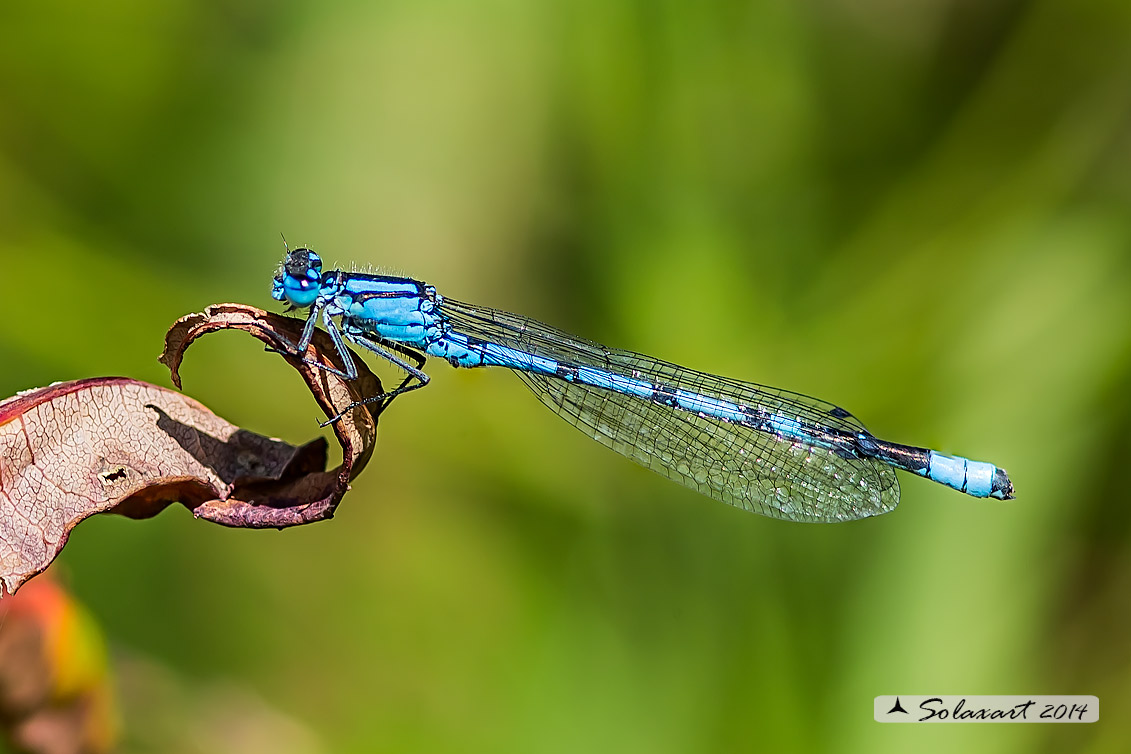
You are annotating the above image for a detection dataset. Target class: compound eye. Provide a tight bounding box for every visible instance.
[273,248,323,307]
[287,248,323,280]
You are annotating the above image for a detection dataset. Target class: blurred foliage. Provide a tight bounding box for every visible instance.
[1,0,1129,752]
[0,575,116,753]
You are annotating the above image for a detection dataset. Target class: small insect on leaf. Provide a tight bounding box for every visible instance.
[0,304,384,596]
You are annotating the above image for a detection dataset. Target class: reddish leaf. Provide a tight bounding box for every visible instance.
[0,574,116,754]
[0,304,383,596]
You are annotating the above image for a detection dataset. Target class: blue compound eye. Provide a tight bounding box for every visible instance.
[271,248,323,307]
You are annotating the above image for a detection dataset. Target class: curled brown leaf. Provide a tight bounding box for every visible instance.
[0,304,382,596]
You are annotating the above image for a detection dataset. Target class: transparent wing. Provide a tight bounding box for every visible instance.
[441,299,899,522]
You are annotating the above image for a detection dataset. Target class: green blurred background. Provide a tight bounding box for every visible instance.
[2,0,1130,751]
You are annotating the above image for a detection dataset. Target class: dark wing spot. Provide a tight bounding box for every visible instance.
[555,364,580,382]
[651,383,679,407]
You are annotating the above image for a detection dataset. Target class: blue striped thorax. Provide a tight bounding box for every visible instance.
[273,248,325,308]
[272,247,444,349]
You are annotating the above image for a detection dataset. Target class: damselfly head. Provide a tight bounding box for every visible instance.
[272,247,324,308]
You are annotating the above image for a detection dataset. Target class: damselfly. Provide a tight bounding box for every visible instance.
[271,247,1013,522]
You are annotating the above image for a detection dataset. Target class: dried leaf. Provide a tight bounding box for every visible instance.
[0,304,383,596]
[158,303,384,520]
